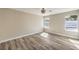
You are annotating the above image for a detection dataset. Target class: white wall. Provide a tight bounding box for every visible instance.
[45,10,79,39]
[0,8,43,42]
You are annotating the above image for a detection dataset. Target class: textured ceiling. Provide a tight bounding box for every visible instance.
[12,8,78,16]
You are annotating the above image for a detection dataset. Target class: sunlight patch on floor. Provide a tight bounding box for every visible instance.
[40,32,49,38]
[69,39,79,49]
[40,32,50,43]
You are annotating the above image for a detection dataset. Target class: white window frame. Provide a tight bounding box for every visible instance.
[43,18,50,28]
[65,15,78,32]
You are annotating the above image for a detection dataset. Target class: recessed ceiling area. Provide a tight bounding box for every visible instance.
[12,8,78,16]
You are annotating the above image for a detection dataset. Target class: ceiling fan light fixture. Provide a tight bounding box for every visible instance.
[41,8,46,14]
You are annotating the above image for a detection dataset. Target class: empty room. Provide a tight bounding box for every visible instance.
[0,8,79,50]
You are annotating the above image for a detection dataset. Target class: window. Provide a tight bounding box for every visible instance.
[65,15,78,32]
[43,18,50,28]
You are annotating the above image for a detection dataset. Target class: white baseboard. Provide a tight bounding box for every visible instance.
[46,30,79,39]
[0,32,40,43]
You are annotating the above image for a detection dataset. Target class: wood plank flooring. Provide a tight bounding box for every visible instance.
[0,32,79,50]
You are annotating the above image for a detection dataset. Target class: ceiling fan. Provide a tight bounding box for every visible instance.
[41,8,46,14]
[41,8,52,15]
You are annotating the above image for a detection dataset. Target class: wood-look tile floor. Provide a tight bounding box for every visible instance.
[0,32,79,50]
